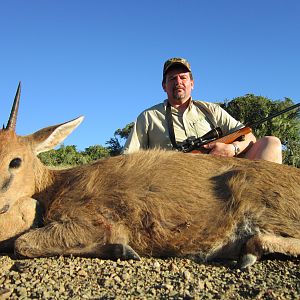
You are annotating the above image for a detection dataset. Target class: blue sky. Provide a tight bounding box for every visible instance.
[0,1,299,150]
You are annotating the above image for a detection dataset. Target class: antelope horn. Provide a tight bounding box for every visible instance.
[6,82,21,131]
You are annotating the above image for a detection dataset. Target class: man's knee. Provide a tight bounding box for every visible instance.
[258,136,282,149]
[245,136,282,163]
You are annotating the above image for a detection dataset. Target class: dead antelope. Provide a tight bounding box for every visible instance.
[0,84,300,269]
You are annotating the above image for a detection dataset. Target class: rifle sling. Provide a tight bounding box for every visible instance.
[166,102,179,150]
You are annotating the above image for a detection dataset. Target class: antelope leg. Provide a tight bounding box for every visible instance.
[238,233,300,269]
[14,221,140,260]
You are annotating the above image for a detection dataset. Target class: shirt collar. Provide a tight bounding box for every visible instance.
[163,97,193,109]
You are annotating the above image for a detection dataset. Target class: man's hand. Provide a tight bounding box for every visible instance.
[203,142,235,157]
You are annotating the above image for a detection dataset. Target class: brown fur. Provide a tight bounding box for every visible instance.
[0,118,300,268]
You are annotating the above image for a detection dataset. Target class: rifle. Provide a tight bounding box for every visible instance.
[178,102,300,153]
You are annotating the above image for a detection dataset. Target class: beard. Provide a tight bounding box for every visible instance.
[172,89,186,100]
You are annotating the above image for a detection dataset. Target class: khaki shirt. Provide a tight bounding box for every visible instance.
[123,100,243,154]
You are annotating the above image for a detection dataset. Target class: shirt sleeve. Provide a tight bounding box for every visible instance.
[210,103,244,135]
[122,112,149,154]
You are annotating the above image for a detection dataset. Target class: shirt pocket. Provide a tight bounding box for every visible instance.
[188,118,214,138]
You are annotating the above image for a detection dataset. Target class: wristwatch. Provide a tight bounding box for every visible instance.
[232,142,241,157]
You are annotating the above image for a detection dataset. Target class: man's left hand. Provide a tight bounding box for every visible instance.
[203,142,235,157]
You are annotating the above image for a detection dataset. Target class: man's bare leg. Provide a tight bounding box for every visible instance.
[245,136,282,164]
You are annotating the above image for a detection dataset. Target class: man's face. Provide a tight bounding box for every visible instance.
[162,66,194,103]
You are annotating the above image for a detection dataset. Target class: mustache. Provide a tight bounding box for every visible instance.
[173,86,185,91]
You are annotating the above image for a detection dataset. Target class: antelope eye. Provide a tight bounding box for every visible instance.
[9,158,22,169]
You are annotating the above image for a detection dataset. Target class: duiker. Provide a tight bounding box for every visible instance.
[1,84,300,269]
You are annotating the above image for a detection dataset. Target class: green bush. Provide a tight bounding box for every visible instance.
[38,144,110,167]
[220,95,300,167]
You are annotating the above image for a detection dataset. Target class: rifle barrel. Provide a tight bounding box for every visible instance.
[249,102,300,128]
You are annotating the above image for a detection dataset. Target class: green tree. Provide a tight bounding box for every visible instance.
[106,122,134,156]
[39,144,111,167]
[83,145,110,161]
[38,145,89,167]
[115,122,134,139]
[220,95,300,167]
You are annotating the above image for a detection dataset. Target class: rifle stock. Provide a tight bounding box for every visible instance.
[181,101,300,154]
[214,127,252,144]
[189,127,252,154]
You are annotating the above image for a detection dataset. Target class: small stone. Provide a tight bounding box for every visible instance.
[205,281,213,289]
[198,280,205,289]
[16,287,27,297]
[0,262,13,273]
[77,269,88,277]
[163,283,173,291]
[42,291,51,298]
[0,288,12,300]
[113,275,121,283]
[58,284,65,293]
[121,273,131,280]
[183,270,191,281]
[169,263,179,272]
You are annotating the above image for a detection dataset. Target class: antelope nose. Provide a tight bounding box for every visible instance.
[0,204,9,214]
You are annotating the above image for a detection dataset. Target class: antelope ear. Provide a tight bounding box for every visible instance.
[26,116,84,154]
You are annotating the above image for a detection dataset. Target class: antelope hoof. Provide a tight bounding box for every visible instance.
[237,253,257,269]
[102,243,141,261]
[112,244,141,260]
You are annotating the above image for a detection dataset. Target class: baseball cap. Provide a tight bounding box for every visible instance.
[163,57,192,77]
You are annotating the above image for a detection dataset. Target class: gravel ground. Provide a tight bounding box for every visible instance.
[0,254,300,299]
